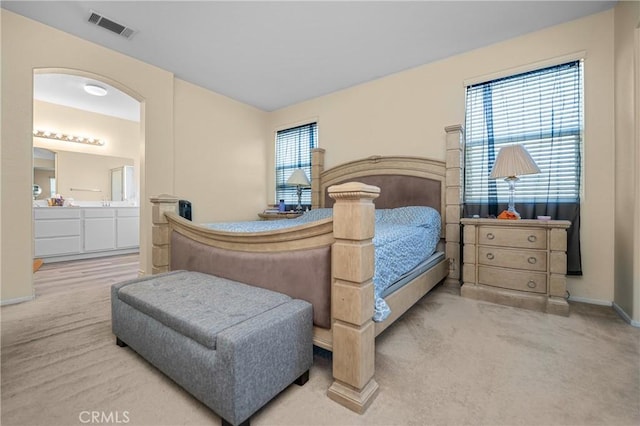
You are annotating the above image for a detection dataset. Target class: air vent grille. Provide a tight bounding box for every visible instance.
[120,27,135,39]
[87,10,136,40]
[88,12,100,24]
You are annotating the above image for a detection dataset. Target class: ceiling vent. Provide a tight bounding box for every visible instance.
[88,10,136,39]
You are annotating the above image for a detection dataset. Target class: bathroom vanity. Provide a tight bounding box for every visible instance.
[34,206,139,262]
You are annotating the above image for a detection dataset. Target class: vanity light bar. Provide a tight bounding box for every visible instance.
[33,129,105,146]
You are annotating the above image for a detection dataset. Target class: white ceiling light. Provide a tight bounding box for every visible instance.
[84,83,108,96]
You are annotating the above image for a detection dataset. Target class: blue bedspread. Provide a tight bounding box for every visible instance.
[204,208,333,233]
[204,206,441,322]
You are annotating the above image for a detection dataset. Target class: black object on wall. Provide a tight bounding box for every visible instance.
[179,200,192,221]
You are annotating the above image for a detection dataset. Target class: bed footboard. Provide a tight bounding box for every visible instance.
[170,231,332,328]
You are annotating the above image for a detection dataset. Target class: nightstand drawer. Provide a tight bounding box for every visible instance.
[478,226,546,249]
[477,246,547,271]
[478,266,547,294]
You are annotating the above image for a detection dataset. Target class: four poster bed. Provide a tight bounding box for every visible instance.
[150,125,464,413]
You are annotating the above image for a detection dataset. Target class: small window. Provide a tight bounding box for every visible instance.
[275,122,317,207]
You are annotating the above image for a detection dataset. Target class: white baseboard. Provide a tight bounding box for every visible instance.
[568,295,612,306]
[613,302,640,328]
[1,294,35,306]
[40,248,139,264]
[569,296,639,327]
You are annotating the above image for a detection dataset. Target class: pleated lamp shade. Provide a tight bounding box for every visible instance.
[490,144,541,179]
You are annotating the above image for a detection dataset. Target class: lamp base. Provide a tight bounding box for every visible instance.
[497,210,520,220]
[295,185,303,212]
[501,176,521,220]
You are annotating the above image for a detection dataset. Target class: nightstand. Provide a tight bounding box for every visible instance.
[258,212,302,220]
[460,218,571,316]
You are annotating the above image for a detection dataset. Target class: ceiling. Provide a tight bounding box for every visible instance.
[33,73,141,122]
[4,1,616,115]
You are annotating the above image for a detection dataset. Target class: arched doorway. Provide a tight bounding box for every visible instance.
[32,68,144,274]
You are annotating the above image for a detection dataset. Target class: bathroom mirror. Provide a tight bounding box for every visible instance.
[33,147,134,202]
[111,165,135,201]
[33,147,56,200]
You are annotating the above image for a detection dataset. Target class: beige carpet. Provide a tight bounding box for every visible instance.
[2,255,639,426]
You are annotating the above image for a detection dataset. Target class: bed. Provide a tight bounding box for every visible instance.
[202,205,444,324]
[149,125,464,414]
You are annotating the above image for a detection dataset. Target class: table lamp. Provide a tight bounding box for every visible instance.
[286,169,311,211]
[490,144,541,219]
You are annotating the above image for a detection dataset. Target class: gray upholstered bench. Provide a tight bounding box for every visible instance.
[111,270,313,426]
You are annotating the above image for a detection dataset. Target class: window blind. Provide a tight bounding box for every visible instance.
[275,122,317,206]
[464,61,583,204]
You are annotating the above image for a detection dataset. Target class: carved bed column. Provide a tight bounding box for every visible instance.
[444,124,464,287]
[150,194,179,275]
[327,182,380,414]
[311,148,325,209]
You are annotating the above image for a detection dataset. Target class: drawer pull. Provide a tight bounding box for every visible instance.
[528,257,537,264]
[486,253,495,260]
[528,235,537,243]
[527,280,537,289]
[486,233,495,240]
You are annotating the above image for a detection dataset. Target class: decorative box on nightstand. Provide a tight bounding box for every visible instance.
[460,218,571,316]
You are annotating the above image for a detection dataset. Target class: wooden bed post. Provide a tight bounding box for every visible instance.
[444,124,464,287]
[311,148,325,209]
[327,182,380,414]
[150,194,179,275]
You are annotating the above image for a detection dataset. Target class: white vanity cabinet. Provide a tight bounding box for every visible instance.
[34,208,82,257]
[34,207,139,262]
[84,208,116,252]
[116,208,139,248]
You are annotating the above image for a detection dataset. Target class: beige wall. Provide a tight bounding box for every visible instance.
[1,10,175,301]
[614,0,640,323]
[173,79,268,223]
[1,7,630,310]
[1,10,272,303]
[34,100,140,163]
[33,100,141,203]
[268,10,616,303]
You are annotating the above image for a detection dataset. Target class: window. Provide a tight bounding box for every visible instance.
[464,60,583,206]
[275,122,317,207]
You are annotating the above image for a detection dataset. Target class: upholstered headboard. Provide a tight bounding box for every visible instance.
[322,174,441,211]
[312,152,447,232]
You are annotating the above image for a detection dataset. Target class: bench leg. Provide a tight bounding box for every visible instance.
[294,370,309,386]
[116,337,128,347]
[219,370,308,426]
[221,418,249,426]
